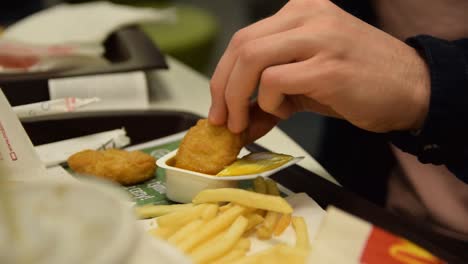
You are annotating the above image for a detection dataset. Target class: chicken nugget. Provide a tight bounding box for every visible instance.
[67,149,156,185]
[175,119,245,175]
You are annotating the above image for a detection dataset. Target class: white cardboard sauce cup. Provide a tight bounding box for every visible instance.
[156,149,303,203]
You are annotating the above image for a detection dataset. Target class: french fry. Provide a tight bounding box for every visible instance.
[253,176,267,194]
[292,216,311,250]
[265,179,280,196]
[245,213,264,231]
[168,219,204,245]
[210,238,250,264]
[256,211,280,240]
[191,230,226,254]
[191,215,248,264]
[273,214,292,236]
[230,244,284,264]
[148,189,312,263]
[219,203,233,213]
[201,203,219,221]
[231,244,308,264]
[178,205,245,252]
[242,205,258,215]
[233,238,251,251]
[134,203,193,219]
[194,236,249,258]
[246,184,265,216]
[210,249,246,264]
[157,204,206,228]
[193,188,292,214]
[264,211,280,230]
[148,226,178,239]
[255,226,272,240]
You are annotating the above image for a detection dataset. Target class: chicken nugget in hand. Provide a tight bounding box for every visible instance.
[175,119,245,175]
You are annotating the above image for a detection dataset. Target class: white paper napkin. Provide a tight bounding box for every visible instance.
[48,71,150,111]
[0,90,48,180]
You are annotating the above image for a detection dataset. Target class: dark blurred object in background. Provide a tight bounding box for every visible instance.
[316,118,395,206]
[0,1,44,26]
[246,0,287,21]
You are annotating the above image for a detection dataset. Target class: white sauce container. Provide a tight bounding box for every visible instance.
[157,149,303,203]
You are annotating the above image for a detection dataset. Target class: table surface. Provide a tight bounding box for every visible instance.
[22,56,464,263]
[146,56,339,185]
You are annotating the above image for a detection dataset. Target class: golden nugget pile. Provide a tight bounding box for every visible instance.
[136,178,311,264]
[175,119,245,175]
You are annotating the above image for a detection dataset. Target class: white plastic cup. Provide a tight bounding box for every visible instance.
[0,178,190,264]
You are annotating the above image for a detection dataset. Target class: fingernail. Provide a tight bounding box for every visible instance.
[228,120,243,134]
[227,119,236,133]
[208,107,223,125]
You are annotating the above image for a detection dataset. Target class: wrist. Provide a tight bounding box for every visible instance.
[390,35,468,170]
[408,48,431,131]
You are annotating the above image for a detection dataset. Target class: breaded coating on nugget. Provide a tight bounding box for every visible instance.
[175,119,245,174]
[67,149,156,185]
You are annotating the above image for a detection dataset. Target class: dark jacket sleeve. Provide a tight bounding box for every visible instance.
[389,35,468,184]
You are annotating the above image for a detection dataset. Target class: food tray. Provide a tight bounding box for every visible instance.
[0,26,168,106]
[21,110,467,263]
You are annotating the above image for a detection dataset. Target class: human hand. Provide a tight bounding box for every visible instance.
[209,0,430,140]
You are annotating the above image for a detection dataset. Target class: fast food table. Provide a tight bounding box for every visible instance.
[139,56,467,263]
[20,56,467,263]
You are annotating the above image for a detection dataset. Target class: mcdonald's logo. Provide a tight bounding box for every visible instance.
[389,240,444,264]
[360,227,445,264]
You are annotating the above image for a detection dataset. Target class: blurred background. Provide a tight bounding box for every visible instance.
[0,0,322,159]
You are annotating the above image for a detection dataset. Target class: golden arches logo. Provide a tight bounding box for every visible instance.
[389,240,444,264]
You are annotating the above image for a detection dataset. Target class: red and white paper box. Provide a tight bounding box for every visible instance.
[309,206,446,264]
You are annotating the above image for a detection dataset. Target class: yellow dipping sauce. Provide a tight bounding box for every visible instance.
[217,152,293,176]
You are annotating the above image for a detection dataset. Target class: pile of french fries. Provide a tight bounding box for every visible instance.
[136,177,311,264]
